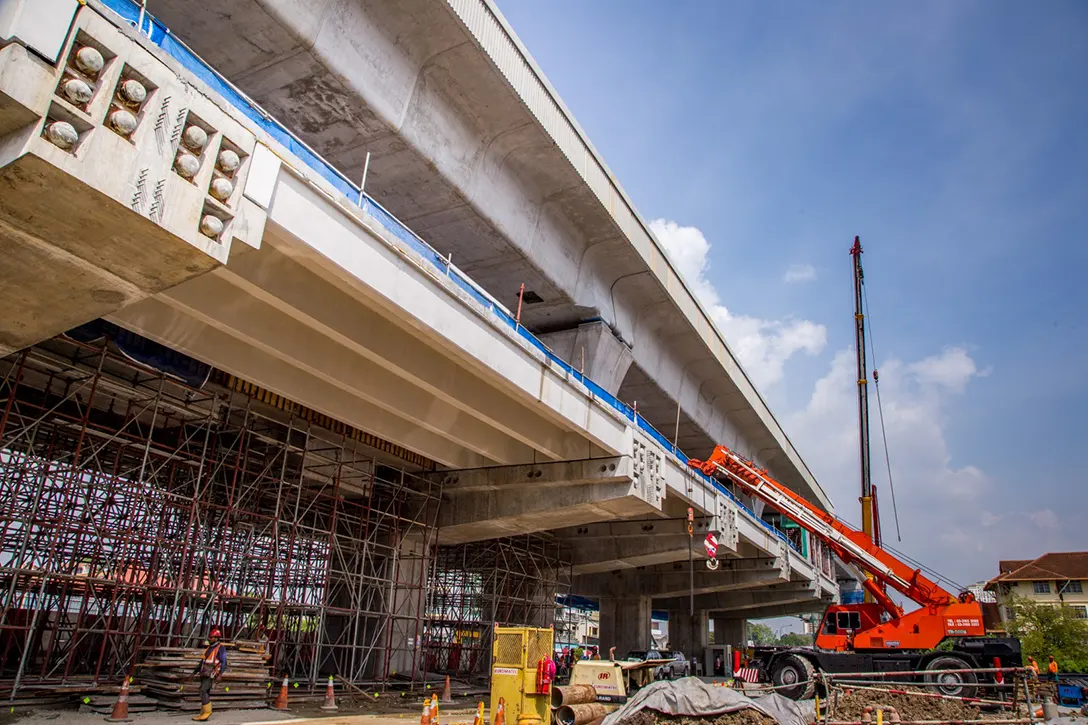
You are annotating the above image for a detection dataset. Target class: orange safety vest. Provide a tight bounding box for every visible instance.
[1048,660,1058,675]
[201,643,224,678]
[1029,662,1039,675]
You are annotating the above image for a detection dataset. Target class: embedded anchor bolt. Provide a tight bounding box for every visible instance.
[109,110,138,137]
[175,152,200,178]
[44,121,78,150]
[217,149,240,173]
[209,178,234,201]
[182,125,207,151]
[118,79,147,106]
[199,215,223,239]
[74,46,104,76]
[62,78,93,105]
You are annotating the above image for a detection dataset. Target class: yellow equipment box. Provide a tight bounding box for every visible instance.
[490,626,554,725]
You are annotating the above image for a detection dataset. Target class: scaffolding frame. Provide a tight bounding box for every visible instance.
[424,536,568,679]
[0,335,442,696]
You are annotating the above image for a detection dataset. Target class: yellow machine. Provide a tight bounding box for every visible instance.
[490,626,555,725]
[567,659,665,703]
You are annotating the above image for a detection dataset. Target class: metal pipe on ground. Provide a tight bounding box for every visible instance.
[555,703,615,725]
[552,685,597,709]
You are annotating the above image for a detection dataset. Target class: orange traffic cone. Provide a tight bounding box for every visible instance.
[473,701,485,725]
[272,675,289,711]
[321,674,338,711]
[421,697,433,725]
[431,693,440,725]
[493,697,506,725]
[104,677,133,722]
[442,675,452,703]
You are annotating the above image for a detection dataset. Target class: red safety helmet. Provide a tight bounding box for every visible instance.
[209,628,222,638]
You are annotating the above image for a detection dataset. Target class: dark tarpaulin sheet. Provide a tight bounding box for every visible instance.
[600,678,813,725]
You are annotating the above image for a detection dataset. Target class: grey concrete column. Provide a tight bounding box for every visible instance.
[666,609,709,668]
[387,535,429,677]
[712,618,748,648]
[598,596,650,658]
[538,321,633,396]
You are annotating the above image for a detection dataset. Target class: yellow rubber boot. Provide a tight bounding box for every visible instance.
[192,703,212,721]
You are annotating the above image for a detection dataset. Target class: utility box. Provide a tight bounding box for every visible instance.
[490,626,554,725]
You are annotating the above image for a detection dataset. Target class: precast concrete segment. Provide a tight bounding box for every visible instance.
[214,237,589,462]
[572,558,790,599]
[111,296,491,470]
[433,442,666,544]
[655,581,830,614]
[130,274,538,464]
[262,169,632,459]
[436,479,663,545]
[140,0,831,511]
[555,517,718,574]
[0,8,264,355]
[113,165,635,469]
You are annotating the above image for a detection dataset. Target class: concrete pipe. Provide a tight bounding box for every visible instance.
[551,685,596,709]
[555,703,612,725]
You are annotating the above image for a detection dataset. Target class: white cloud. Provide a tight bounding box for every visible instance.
[785,346,1058,586]
[906,347,980,393]
[783,264,817,283]
[650,219,827,388]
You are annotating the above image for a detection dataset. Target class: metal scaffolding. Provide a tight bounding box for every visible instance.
[0,334,443,696]
[424,536,568,679]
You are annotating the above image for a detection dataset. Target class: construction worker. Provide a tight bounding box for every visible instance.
[1047,655,1059,683]
[1027,656,1039,677]
[191,628,227,721]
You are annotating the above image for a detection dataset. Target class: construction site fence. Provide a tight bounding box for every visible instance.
[821,667,1026,680]
[95,0,798,555]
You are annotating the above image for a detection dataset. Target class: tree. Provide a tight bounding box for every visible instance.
[778,632,814,647]
[748,623,776,645]
[1005,595,1088,671]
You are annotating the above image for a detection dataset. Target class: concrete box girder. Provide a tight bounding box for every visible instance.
[432,451,665,544]
[142,0,833,511]
[573,558,789,599]
[0,10,264,355]
[656,582,828,614]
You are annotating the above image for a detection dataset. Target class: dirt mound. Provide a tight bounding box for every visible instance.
[831,688,981,722]
[620,708,776,725]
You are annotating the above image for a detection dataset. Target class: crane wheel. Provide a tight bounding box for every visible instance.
[770,654,816,700]
[924,655,978,699]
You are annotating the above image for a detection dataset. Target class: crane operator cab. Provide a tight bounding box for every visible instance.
[817,605,880,651]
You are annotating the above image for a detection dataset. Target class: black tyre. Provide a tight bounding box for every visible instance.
[770,654,816,700]
[924,655,978,699]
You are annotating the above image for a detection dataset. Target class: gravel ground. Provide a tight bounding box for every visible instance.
[620,709,777,725]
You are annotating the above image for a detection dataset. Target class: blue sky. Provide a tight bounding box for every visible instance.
[495,1,1088,590]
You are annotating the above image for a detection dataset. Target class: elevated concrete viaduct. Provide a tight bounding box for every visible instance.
[142,0,832,511]
[0,0,840,686]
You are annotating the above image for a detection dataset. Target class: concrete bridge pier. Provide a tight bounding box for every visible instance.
[598,595,650,660]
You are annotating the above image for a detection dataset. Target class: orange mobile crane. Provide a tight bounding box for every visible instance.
[688,445,1021,699]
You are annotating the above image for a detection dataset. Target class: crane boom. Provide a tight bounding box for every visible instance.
[689,445,986,652]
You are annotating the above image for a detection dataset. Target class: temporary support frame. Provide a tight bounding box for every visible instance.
[0,335,442,696]
[424,536,568,679]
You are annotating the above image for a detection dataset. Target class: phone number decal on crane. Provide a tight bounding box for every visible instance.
[946,618,980,628]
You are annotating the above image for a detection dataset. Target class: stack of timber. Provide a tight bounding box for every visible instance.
[138,641,273,712]
[79,688,158,716]
[0,678,142,710]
